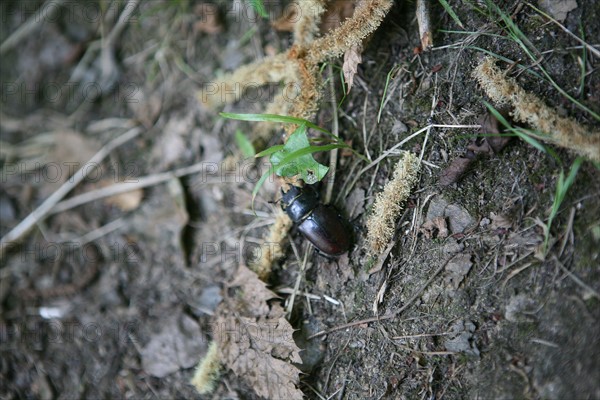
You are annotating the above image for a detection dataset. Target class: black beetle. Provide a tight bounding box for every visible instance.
[280,184,352,256]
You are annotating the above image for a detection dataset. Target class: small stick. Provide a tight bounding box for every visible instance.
[48,161,215,215]
[0,127,142,257]
[554,256,600,299]
[324,64,339,205]
[526,2,600,59]
[416,0,433,49]
[0,0,68,55]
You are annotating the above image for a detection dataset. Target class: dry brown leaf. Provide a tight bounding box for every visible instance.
[343,43,362,93]
[421,216,449,239]
[490,212,513,231]
[214,265,303,399]
[273,0,356,33]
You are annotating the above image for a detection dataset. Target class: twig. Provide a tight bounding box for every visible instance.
[105,0,141,48]
[0,0,68,55]
[286,243,311,317]
[554,256,600,299]
[416,0,432,49]
[558,207,575,257]
[526,2,600,59]
[49,161,220,215]
[70,218,126,246]
[392,331,452,340]
[0,127,142,257]
[324,64,339,205]
[357,124,481,177]
[308,262,446,339]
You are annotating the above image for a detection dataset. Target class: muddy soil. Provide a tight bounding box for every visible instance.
[1,1,599,399]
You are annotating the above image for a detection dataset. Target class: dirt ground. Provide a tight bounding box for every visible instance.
[1,0,599,399]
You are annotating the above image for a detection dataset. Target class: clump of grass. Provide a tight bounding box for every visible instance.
[544,157,583,253]
[473,57,600,162]
[483,103,586,255]
[366,152,420,254]
[190,341,221,395]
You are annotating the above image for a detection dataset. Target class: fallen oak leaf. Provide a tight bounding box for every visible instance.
[214,265,303,399]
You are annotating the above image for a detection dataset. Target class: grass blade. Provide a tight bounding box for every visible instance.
[438,0,465,29]
[220,112,333,135]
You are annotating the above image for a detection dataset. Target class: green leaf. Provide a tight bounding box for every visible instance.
[251,163,277,212]
[438,0,465,29]
[269,125,329,184]
[235,129,256,157]
[220,112,333,136]
[249,0,268,18]
[544,157,583,252]
[255,144,284,158]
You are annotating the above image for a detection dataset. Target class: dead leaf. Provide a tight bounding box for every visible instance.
[438,156,473,187]
[373,278,388,314]
[445,253,472,290]
[194,3,222,34]
[214,265,303,399]
[490,212,512,231]
[539,0,578,22]
[420,216,449,239]
[141,311,206,378]
[438,110,512,186]
[127,89,162,129]
[343,43,363,93]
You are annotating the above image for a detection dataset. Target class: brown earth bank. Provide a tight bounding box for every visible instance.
[1,1,599,399]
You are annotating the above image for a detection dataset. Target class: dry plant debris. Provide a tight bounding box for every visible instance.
[416,0,433,50]
[366,151,420,254]
[473,57,600,162]
[210,265,303,399]
[249,210,293,281]
[198,0,393,137]
[190,341,221,395]
[438,110,512,186]
[343,43,363,93]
